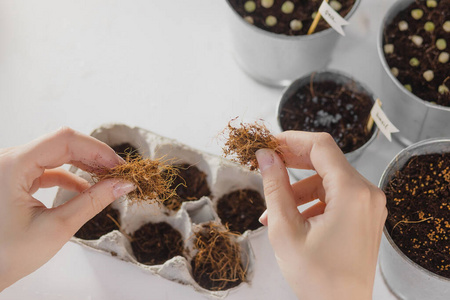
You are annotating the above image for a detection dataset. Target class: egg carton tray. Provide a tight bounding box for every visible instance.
[52,123,266,298]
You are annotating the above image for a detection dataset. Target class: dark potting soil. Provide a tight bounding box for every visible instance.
[217,189,266,234]
[111,143,142,160]
[164,164,211,210]
[228,0,355,36]
[131,221,185,265]
[279,79,374,153]
[383,0,450,106]
[75,204,121,240]
[384,153,450,278]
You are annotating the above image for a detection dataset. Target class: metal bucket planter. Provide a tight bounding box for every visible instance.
[225,0,360,87]
[379,138,450,300]
[277,70,378,180]
[377,0,450,146]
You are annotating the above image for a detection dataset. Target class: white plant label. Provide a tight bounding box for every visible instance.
[319,1,349,36]
[370,100,399,142]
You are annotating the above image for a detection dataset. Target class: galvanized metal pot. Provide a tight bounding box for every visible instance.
[277,70,378,180]
[225,0,360,87]
[379,138,450,300]
[378,0,450,146]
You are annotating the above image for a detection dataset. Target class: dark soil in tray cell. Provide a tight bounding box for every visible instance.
[384,153,450,278]
[383,0,450,106]
[217,189,266,234]
[164,164,211,210]
[111,142,142,160]
[75,204,121,240]
[131,221,185,265]
[279,79,374,153]
[228,0,355,36]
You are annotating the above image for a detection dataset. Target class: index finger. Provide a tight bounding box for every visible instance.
[17,127,123,185]
[276,131,355,180]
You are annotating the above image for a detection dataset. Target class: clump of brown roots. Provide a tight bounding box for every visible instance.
[191,222,247,291]
[94,156,180,204]
[221,119,282,171]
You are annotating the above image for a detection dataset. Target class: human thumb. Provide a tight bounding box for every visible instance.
[256,149,304,231]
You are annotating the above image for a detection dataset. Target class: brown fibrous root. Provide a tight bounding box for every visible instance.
[94,156,180,204]
[221,118,283,171]
[191,222,247,291]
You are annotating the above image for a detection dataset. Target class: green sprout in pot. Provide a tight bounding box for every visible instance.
[439,52,449,64]
[281,1,294,14]
[244,1,256,13]
[311,11,318,19]
[411,35,423,46]
[426,0,437,8]
[409,57,420,67]
[424,21,435,32]
[436,39,447,51]
[404,84,412,92]
[329,0,342,12]
[265,15,277,27]
[411,9,423,20]
[444,21,450,32]
[391,67,399,77]
[423,70,434,82]
[384,44,394,54]
[290,19,303,31]
[261,0,274,9]
[398,20,408,31]
[439,85,449,94]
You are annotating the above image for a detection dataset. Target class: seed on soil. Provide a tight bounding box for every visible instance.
[261,0,274,9]
[423,70,434,82]
[391,67,399,77]
[411,9,423,20]
[265,15,277,27]
[398,20,408,31]
[444,21,450,33]
[244,16,254,24]
[281,1,295,14]
[404,84,412,92]
[426,0,437,8]
[384,44,394,54]
[411,35,423,46]
[330,0,342,11]
[436,39,447,51]
[439,85,449,94]
[409,57,420,67]
[439,52,449,63]
[290,19,303,31]
[424,21,435,32]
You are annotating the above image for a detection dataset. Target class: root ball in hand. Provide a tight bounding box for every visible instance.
[221,119,282,171]
[94,156,179,204]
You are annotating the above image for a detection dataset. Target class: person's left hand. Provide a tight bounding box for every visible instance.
[0,128,135,291]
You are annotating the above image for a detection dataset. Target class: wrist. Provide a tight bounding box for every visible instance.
[290,271,373,300]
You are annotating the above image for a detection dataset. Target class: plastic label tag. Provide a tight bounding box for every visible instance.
[370,100,399,142]
[318,1,349,36]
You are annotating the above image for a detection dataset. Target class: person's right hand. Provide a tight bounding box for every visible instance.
[256,131,387,300]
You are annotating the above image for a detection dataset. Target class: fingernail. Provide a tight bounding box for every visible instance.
[116,154,126,164]
[113,181,136,198]
[258,210,268,226]
[256,149,275,172]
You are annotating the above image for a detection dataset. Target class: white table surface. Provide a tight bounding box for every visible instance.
[0,0,403,299]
